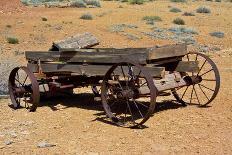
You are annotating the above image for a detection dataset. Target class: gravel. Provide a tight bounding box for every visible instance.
[0,57,21,95]
[142,26,197,45]
[37,141,56,148]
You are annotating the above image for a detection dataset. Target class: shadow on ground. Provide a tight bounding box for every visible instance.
[38,93,187,128]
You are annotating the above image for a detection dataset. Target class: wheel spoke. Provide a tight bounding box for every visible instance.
[181,86,189,100]
[112,72,123,90]
[123,102,128,124]
[15,78,23,86]
[140,81,147,87]
[202,79,216,81]
[22,75,28,86]
[126,99,135,124]
[198,84,214,92]
[190,85,194,104]
[193,85,200,105]
[135,100,149,108]
[197,59,207,75]
[198,84,210,101]
[199,69,213,77]
[133,99,144,118]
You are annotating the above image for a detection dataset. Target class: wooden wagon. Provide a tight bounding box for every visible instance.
[8,43,220,128]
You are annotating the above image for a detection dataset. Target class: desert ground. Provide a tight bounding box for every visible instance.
[0,0,232,154]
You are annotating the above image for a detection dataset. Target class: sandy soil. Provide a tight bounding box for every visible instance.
[0,0,232,154]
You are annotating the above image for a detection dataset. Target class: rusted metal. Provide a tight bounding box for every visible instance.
[171,52,220,107]
[101,61,157,128]
[8,66,40,112]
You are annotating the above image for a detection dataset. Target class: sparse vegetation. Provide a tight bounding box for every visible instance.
[169,26,198,34]
[110,24,138,32]
[7,37,19,44]
[129,0,144,5]
[209,31,225,38]
[182,12,195,16]
[84,0,101,7]
[170,0,186,2]
[6,25,12,28]
[173,18,185,25]
[196,6,211,13]
[142,16,162,23]
[80,13,93,20]
[41,17,48,21]
[170,7,182,13]
[70,0,87,8]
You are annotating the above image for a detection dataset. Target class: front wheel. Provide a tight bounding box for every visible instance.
[101,61,157,128]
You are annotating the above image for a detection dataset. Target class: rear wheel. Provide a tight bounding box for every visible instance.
[8,66,40,112]
[172,52,220,107]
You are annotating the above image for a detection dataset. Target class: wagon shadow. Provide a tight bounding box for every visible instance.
[39,93,185,129]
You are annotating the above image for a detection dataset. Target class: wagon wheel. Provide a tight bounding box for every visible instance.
[172,52,220,107]
[101,62,157,128]
[8,66,40,112]
[91,86,101,97]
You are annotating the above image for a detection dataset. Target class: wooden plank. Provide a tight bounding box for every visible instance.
[51,32,99,50]
[60,48,149,54]
[25,51,147,64]
[139,73,188,93]
[148,43,187,60]
[27,63,165,78]
[175,61,199,73]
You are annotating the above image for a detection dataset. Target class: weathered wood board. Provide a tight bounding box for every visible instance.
[26,51,147,64]
[175,61,199,73]
[26,43,187,64]
[28,63,165,78]
[148,44,187,60]
[50,32,99,51]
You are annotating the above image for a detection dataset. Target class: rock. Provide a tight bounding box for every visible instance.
[4,140,13,145]
[37,141,56,148]
[209,31,224,38]
[0,145,5,149]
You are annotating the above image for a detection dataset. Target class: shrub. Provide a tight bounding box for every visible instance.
[7,37,19,44]
[173,18,185,25]
[209,31,224,38]
[84,0,101,7]
[80,13,93,20]
[129,0,144,4]
[182,12,195,16]
[70,0,87,8]
[6,25,12,28]
[142,16,162,22]
[170,7,182,13]
[170,0,186,2]
[169,26,198,34]
[196,6,211,13]
[215,0,221,2]
[41,17,48,21]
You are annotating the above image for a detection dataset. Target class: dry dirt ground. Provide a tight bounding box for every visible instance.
[0,0,232,154]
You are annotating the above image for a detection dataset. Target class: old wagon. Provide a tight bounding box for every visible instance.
[8,43,220,128]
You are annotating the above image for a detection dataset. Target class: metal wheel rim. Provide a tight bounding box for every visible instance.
[101,61,157,128]
[8,66,40,111]
[172,52,220,107]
